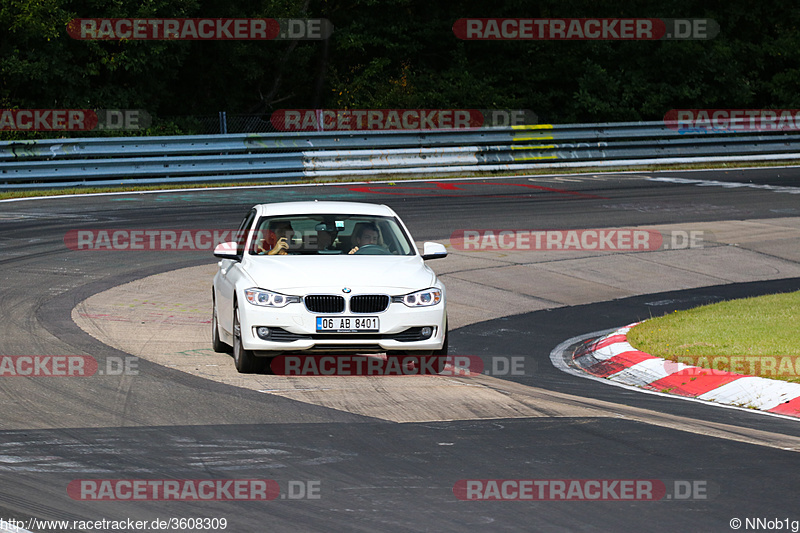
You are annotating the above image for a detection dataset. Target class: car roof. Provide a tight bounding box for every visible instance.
[254,201,396,217]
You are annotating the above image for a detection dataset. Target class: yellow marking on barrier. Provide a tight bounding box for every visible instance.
[513,136,554,141]
[510,145,556,150]
[512,124,554,130]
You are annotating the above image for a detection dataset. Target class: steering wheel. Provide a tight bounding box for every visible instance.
[353,244,392,255]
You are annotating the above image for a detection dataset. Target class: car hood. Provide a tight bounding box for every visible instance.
[240,255,437,292]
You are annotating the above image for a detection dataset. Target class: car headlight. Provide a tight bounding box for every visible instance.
[244,288,300,308]
[393,288,442,307]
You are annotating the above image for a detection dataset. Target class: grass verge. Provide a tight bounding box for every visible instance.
[627,291,800,383]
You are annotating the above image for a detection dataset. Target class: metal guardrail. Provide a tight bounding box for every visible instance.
[2,121,800,189]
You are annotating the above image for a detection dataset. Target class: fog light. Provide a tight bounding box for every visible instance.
[420,327,433,339]
[256,327,270,339]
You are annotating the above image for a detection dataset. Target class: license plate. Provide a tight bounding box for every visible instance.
[316,316,379,332]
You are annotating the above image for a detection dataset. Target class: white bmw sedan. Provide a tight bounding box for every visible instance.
[212,201,448,373]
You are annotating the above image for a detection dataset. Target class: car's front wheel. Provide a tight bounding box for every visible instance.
[233,305,259,373]
[211,293,232,354]
[387,330,448,375]
[431,328,448,373]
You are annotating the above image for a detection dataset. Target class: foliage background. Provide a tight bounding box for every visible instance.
[1,0,798,137]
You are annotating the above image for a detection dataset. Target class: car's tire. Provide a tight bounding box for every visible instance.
[385,353,446,375]
[387,351,447,377]
[386,326,448,374]
[385,353,418,374]
[434,327,448,356]
[211,294,232,354]
[233,305,259,373]
[430,328,448,374]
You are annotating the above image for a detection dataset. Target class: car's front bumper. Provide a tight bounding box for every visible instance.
[238,299,446,354]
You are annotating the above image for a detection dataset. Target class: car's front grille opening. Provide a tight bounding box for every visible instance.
[308,344,384,353]
[350,294,390,313]
[268,329,311,342]
[304,295,345,314]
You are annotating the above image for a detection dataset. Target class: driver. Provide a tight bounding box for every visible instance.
[348,222,381,254]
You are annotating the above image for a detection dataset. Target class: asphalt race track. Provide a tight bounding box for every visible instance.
[1,168,800,532]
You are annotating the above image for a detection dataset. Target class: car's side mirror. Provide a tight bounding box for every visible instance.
[214,241,240,260]
[421,242,447,260]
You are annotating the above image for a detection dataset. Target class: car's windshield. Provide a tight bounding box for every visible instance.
[249,214,414,256]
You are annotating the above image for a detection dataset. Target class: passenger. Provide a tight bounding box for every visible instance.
[256,220,294,255]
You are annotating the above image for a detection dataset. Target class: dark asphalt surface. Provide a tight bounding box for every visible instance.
[1,168,799,532]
